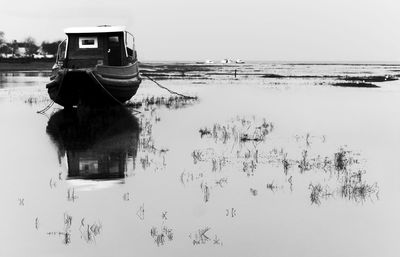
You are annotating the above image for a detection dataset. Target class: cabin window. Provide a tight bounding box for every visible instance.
[57,39,67,61]
[125,32,135,59]
[108,36,119,43]
[78,37,98,48]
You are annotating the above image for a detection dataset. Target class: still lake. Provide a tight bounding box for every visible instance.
[1,62,400,257]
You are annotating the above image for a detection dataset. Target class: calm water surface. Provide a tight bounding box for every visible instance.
[1,63,400,257]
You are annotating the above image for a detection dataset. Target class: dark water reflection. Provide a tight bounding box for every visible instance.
[46,107,139,181]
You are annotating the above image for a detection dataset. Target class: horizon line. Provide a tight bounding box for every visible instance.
[139,60,400,65]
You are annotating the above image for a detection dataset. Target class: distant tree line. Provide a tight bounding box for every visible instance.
[0,31,61,58]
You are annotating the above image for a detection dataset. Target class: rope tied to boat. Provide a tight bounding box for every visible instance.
[37,72,192,114]
[36,100,55,114]
[37,68,66,114]
[88,71,125,106]
[88,71,141,114]
[140,73,197,100]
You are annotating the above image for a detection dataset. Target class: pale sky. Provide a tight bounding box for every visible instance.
[1,0,400,62]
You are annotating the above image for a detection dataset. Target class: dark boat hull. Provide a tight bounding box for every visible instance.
[46,63,141,107]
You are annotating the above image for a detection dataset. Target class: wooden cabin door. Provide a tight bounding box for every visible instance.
[107,36,122,66]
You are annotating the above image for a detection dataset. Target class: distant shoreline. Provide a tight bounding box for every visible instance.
[1,60,400,73]
[0,60,54,71]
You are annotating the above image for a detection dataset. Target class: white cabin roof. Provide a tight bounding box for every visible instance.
[64,26,126,34]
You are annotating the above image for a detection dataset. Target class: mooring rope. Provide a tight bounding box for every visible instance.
[36,100,55,114]
[37,72,187,114]
[37,68,64,115]
[140,73,197,99]
[88,71,125,106]
[88,71,141,114]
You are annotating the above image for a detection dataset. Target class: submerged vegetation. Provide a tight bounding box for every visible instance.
[189,227,223,246]
[150,226,174,246]
[45,213,103,245]
[191,116,379,205]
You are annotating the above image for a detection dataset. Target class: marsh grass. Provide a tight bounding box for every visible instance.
[309,183,333,205]
[191,150,204,164]
[334,148,359,172]
[198,116,273,144]
[298,150,311,173]
[211,157,228,172]
[47,213,103,245]
[150,226,174,246]
[200,182,211,203]
[339,169,379,202]
[266,181,279,192]
[242,160,257,177]
[192,116,378,205]
[180,171,204,186]
[126,95,198,110]
[282,153,290,175]
[47,213,73,245]
[135,115,169,173]
[250,188,258,196]
[199,127,212,138]
[305,149,379,204]
[215,177,228,188]
[189,227,223,246]
[47,231,71,245]
[67,188,78,202]
[80,221,102,244]
[190,227,216,245]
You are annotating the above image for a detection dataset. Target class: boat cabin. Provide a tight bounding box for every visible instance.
[57,26,137,69]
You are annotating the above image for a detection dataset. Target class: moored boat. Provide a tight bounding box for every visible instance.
[220,59,233,64]
[46,25,141,107]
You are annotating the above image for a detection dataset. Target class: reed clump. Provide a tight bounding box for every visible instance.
[309,183,332,205]
[340,169,379,202]
[150,226,174,246]
[198,116,273,144]
[127,96,198,110]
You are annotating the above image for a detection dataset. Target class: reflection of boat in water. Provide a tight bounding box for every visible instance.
[46,107,139,181]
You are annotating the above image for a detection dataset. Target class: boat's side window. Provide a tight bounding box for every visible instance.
[58,40,66,60]
[108,36,119,43]
[79,37,98,48]
[56,39,67,67]
[125,32,136,60]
